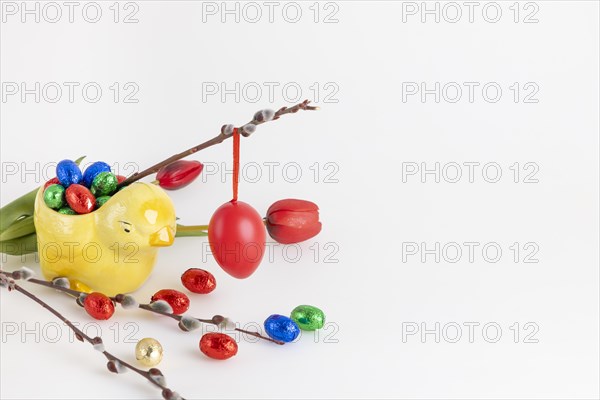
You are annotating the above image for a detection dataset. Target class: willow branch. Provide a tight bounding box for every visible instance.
[118,99,318,187]
[0,271,183,400]
[1,269,283,345]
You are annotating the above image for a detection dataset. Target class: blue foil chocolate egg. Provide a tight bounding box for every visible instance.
[56,160,82,187]
[82,161,111,187]
[264,314,300,343]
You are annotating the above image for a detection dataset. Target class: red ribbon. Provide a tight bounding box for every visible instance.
[232,128,240,202]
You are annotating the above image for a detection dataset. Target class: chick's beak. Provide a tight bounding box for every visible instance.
[150,226,175,247]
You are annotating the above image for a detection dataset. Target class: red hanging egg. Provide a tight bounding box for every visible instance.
[208,201,265,279]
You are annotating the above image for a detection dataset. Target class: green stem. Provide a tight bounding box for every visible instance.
[175,224,208,238]
[177,224,209,231]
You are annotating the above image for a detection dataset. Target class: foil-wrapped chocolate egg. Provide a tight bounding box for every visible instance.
[290,305,325,331]
[181,268,217,294]
[43,184,65,210]
[135,338,163,367]
[58,206,77,215]
[83,292,115,320]
[56,159,82,187]
[44,177,60,189]
[82,161,111,187]
[264,314,300,343]
[95,195,111,208]
[65,184,95,214]
[151,289,190,315]
[199,333,238,360]
[91,172,118,197]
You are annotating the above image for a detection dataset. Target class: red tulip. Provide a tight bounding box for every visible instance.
[156,160,203,190]
[266,199,322,244]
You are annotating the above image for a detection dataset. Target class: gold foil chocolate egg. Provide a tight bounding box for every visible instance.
[135,338,163,367]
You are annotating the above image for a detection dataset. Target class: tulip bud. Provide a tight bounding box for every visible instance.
[155,160,203,190]
[266,199,322,244]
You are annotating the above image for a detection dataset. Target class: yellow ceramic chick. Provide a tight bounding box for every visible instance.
[33,182,176,296]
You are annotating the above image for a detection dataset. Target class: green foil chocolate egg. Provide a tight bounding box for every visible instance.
[58,206,77,215]
[95,195,111,208]
[91,172,118,197]
[43,184,65,210]
[290,305,325,331]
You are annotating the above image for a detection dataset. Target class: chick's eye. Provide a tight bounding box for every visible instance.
[119,221,133,233]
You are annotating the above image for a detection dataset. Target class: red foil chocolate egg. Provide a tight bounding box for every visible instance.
[199,333,238,360]
[84,292,115,320]
[44,177,60,189]
[65,184,95,214]
[181,268,216,294]
[151,289,190,315]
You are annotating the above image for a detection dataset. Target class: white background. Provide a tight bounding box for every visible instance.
[1,1,599,399]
